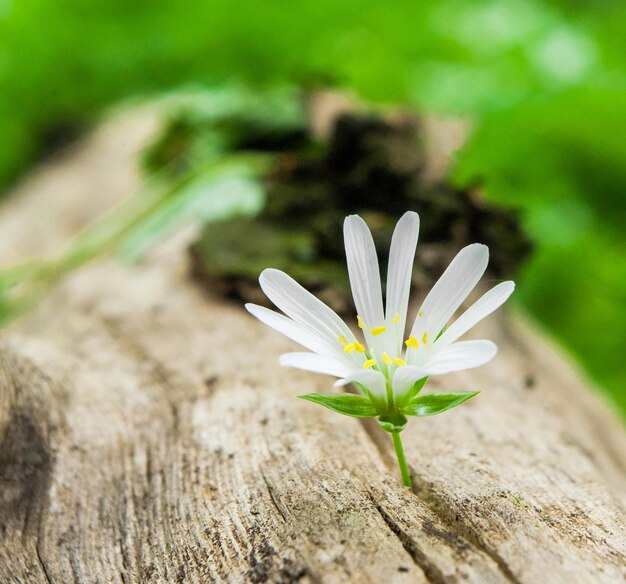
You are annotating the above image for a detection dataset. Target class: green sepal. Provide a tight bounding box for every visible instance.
[354,381,373,400]
[395,376,429,409]
[408,376,429,400]
[298,393,378,418]
[378,413,408,433]
[402,391,479,417]
[354,382,386,413]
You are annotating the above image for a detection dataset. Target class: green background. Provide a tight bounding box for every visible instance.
[0,0,624,414]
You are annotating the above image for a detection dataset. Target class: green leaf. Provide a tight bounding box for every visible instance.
[298,393,377,418]
[378,413,408,433]
[402,391,480,417]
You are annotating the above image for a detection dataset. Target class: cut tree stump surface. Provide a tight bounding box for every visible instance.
[0,107,625,584]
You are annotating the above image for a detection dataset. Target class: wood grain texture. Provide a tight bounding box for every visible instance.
[0,107,625,583]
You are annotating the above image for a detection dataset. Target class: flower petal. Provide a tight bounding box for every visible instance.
[385,211,419,352]
[259,269,364,365]
[343,215,385,329]
[334,369,388,405]
[392,365,429,403]
[423,340,497,375]
[436,281,515,347]
[245,303,336,357]
[409,244,489,352]
[279,352,354,378]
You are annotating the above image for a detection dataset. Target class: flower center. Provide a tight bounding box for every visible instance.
[341,314,430,373]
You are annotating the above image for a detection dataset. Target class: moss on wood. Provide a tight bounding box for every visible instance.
[190,107,532,312]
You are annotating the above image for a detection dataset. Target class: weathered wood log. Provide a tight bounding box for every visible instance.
[0,108,625,583]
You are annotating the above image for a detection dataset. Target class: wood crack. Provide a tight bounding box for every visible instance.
[260,469,288,523]
[366,493,445,584]
[36,488,54,584]
[36,538,54,584]
[116,531,130,584]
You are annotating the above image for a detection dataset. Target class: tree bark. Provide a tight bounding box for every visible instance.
[0,108,624,584]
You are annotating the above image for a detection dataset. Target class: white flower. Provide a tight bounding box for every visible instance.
[246,211,514,409]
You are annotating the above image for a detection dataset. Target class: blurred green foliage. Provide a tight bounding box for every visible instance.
[0,0,624,414]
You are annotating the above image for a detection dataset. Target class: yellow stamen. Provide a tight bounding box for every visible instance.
[357,315,366,329]
[394,357,407,366]
[392,312,399,324]
[422,332,428,344]
[405,335,419,349]
[418,311,423,317]
[338,335,347,345]
[382,352,392,365]
[363,358,377,369]
[371,326,387,336]
[353,341,365,353]
[344,342,356,353]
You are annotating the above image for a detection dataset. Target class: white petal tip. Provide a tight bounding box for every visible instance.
[278,353,300,368]
[469,242,489,254]
[259,267,279,280]
[497,281,516,299]
[400,210,420,223]
[481,342,498,364]
[463,243,490,271]
[343,214,368,230]
[244,303,267,320]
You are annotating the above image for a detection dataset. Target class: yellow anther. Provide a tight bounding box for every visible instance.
[418,311,423,317]
[422,332,428,344]
[371,326,387,336]
[357,315,366,329]
[392,312,399,324]
[353,341,365,353]
[382,352,392,365]
[405,335,419,349]
[338,335,347,345]
[344,342,356,353]
[394,357,407,366]
[363,358,377,369]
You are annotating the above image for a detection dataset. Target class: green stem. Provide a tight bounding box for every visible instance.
[391,431,412,488]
